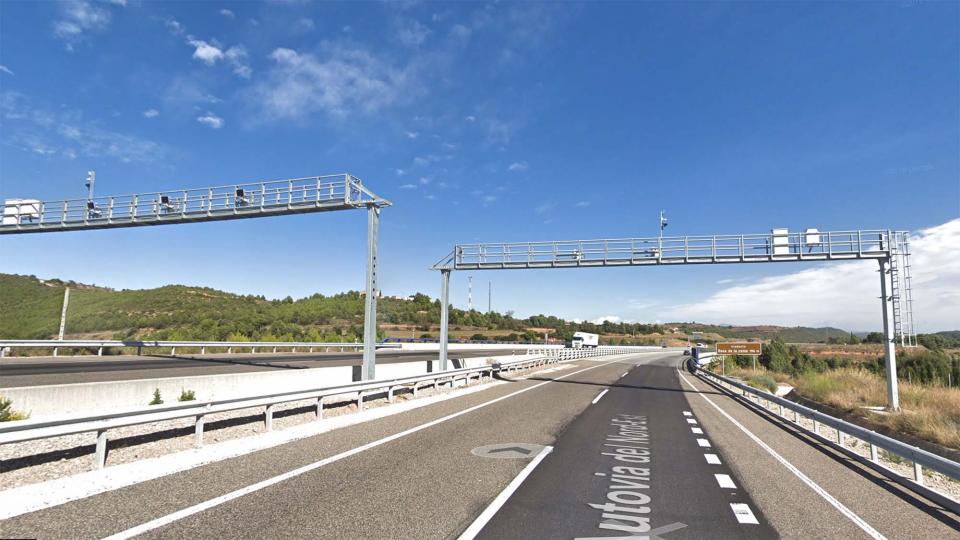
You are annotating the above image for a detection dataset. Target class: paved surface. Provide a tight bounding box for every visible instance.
[1,352,958,539]
[0,349,510,387]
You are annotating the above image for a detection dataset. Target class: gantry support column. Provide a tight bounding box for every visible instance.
[439,269,451,371]
[879,257,900,411]
[362,205,380,380]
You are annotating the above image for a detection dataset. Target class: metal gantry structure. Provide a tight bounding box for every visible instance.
[433,228,917,410]
[1,173,392,380]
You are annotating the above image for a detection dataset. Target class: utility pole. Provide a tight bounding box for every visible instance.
[54,287,70,357]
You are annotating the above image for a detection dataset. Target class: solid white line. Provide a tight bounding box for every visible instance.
[692,427,704,434]
[456,445,553,540]
[676,366,887,540]
[592,389,609,404]
[697,438,711,448]
[705,453,721,465]
[101,359,622,540]
[715,474,736,489]
[730,503,760,524]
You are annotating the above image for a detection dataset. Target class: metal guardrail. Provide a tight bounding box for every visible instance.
[0,339,401,357]
[0,347,636,470]
[696,367,960,511]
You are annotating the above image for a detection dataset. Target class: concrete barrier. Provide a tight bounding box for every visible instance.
[0,354,535,419]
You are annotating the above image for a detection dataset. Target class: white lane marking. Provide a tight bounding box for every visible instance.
[705,453,721,465]
[697,438,711,448]
[683,411,693,416]
[715,474,737,489]
[592,389,609,404]
[686,418,698,424]
[457,445,553,540]
[730,503,759,524]
[620,372,628,378]
[102,359,623,540]
[676,366,887,540]
[692,427,704,434]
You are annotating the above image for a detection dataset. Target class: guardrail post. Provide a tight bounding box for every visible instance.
[195,415,205,447]
[265,404,274,431]
[413,382,419,397]
[171,346,176,356]
[200,346,206,355]
[357,391,365,411]
[98,346,103,356]
[316,397,324,419]
[914,462,924,485]
[813,420,820,436]
[870,444,878,462]
[838,430,845,446]
[388,386,395,403]
[227,346,233,354]
[95,429,108,469]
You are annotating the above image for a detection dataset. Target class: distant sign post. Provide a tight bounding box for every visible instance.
[716,342,763,371]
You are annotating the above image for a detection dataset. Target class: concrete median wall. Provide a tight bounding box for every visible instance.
[0,354,534,419]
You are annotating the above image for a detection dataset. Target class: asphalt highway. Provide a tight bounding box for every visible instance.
[0,349,510,387]
[1,352,957,539]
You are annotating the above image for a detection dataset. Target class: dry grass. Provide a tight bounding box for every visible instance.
[715,366,960,449]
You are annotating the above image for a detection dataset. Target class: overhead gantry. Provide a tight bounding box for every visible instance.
[1,173,392,380]
[433,228,916,410]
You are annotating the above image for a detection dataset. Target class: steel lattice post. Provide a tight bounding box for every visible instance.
[362,205,380,380]
[439,269,451,371]
[879,257,900,411]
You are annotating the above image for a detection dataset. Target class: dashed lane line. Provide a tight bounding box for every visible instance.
[692,427,704,434]
[697,438,711,448]
[676,364,887,540]
[731,503,760,525]
[705,454,721,465]
[591,389,609,404]
[715,474,737,489]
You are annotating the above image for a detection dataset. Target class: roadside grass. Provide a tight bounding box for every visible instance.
[717,365,960,449]
[0,396,29,422]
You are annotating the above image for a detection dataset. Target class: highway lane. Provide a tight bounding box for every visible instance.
[0,349,512,387]
[475,353,777,539]
[1,352,957,539]
[0,354,638,539]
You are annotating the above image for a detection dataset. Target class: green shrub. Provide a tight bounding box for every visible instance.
[747,375,778,393]
[149,388,163,405]
[0,395,29,422]
[178,389,196,402]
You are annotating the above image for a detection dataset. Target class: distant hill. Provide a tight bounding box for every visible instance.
[2,273,948,346]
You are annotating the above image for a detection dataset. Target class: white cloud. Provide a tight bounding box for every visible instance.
[165,18,186,36]
[591,316,622,325]
[225,46,252,78]
[508,161,529,171]
[142,109,159,118]
[660,219,960,332]
[395,19,430,47]
[405,130,419,139]
[575,201,591,208]
[53,0,113,49]
[196,112,224,129]
[251,45,414,121]
[419,176,430,185]
[0,65,14,76]
[393,168,406,177]
[465,115,476,122]
[399,183,417,189]
[294,18,315,32]
[1,91,164,162]
[534,202,555,215]
[219,9,235,19]
[189,39,224,65]
[482,194,497,204]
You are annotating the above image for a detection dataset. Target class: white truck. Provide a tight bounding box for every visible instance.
[570,332,599,349]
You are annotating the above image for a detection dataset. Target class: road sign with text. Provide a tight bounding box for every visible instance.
[716,342,762,355]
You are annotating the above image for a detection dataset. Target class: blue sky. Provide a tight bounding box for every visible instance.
[1,1,958,331]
